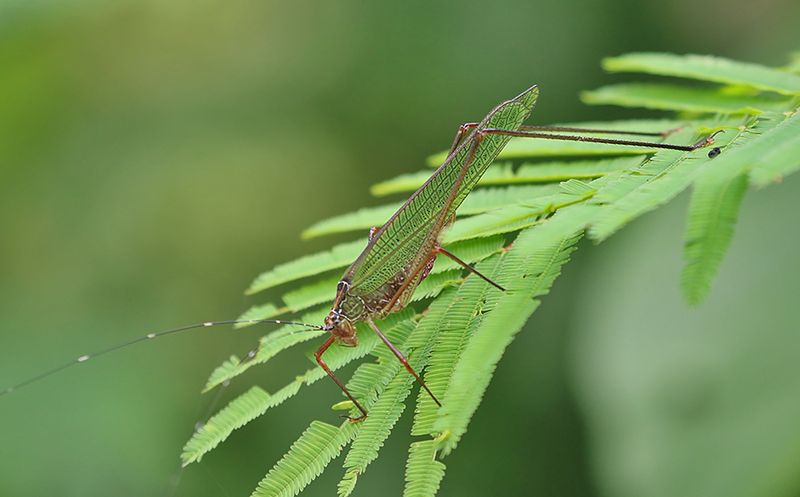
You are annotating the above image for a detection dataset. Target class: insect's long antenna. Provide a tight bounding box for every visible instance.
[0,318,323,397]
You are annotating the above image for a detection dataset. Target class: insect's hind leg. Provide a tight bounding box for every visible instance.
[450,124,683,158]
[481,127,724,157]
[315,336,368,422]
[435,245,505,291]
[366,318,441,407]
[518,125,684,138]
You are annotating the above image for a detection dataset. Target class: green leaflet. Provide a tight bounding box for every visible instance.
[441,178,599,243]
[682,173,749,304]
[690,112,800,187]
[411,255,505,436]
[432,229,583,456]
[744,111,800,187]
[204,308,328,392]
[282,277,340,314]
[337,275,487,495]
[582,83,792,115]
[246,239,368,295]
[208,307,413,397]
[245,232,504,299]
[374,156,644,196]
[426,119,683,167]
[403,440,446,497]
[338,360,412,497]
[302,184,561,239]
[251,318,416,497]
[283,270,460,312]
[237,236,504,326]
[250,421,357,497]
[281,236,505,313]
[181,383,302,466]
[185,311,417,467]
[587,125,746,242]
[602,53,800,96]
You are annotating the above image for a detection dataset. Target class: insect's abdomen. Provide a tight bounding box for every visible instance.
[345,253,435,320]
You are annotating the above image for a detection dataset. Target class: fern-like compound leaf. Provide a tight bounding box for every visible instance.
[682,172,749,304]
[250,421,357,497]
[246,239,367,295]
[433,228,583,456]
[411,255,505,436]
[372,156,643,196]
[338,277,481,495]
[403,440,447,497]
[582,83,792,115]
[302,184,560,239]
[182,383,303,466]
[602,53,800,95]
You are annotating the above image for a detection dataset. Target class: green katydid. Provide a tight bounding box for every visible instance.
[0,85,721,422]
[315,84,721,420]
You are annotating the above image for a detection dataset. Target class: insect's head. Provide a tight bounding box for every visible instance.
[323,280,358,346]
[323,280,351,330]
[323,309,341,331]
[323,308,358,346]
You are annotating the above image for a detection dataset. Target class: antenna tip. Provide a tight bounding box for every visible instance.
[203,322,213,327]
[77,355,90,363]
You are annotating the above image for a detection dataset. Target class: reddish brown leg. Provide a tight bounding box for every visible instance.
[435,245,505,291]
[449,123,684,158]
[315,336,368,421]
[481,127,723,154]
[518,125,684,138]
[366,318,441,407]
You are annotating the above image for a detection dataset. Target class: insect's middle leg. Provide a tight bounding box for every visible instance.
[366,318,441,407]
[435,245,505,291]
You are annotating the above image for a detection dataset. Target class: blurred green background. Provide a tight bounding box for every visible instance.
[1,1,799,496]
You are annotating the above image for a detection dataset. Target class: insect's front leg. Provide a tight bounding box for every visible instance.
[314,336,368,422]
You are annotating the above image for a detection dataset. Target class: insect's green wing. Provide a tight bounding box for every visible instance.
[345,86,540,299]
